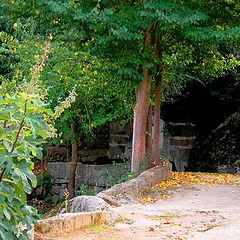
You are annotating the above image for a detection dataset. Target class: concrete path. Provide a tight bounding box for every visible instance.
[52,183,240,240]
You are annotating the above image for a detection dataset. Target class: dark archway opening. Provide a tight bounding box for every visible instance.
[162,75,240,172]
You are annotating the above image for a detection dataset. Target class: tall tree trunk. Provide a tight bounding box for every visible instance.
[153,76,162,165]
[146,106,153,167]
[131,27,152,173]
[68,124,78,199]
[153,34,163,166]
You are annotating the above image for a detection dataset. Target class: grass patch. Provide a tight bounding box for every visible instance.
[45,202,64,218]
[115,216,133,224]
[91,225,109,232]
[149,211,185,220]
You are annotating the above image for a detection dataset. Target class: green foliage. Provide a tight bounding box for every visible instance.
[75,184,98,196]
[63,189,69,213]
[106,161,136,188]
[0,1,134,143]
[2,0,239,145]
[0,34,76,239]
[65,0,240,100]
[37,173,54,202]
[38,173,53,188]
[0,0,239,217]
[43,194,53,204]
[40,42,133,141]
[0,92,54,239]
[0,31,19,92]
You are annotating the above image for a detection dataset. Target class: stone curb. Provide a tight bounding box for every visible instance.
[34,211,111,238]
[34,164,171,238]
[97,163,172,206]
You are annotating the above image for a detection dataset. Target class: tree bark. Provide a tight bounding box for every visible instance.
[153,75,162,165]
[68,124,78,199]
[153,33,163,166]
[131,27,152,173]
[146,106,153,166]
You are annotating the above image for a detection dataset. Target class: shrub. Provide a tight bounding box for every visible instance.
[106,160,137,188]
[0,92,54,239]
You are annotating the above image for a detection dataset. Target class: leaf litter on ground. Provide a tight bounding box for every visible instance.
[141,171,240,203]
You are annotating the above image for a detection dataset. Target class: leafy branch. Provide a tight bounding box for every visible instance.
[10,100,27,153]
[0,100,27,183]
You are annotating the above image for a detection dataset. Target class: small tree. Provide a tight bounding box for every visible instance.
[0,39,56,239]
[71,0,240,172]
[0,91,54,240]
[1,0,134,198]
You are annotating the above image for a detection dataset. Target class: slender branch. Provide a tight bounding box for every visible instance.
[0,165,6,183]
[11,100,27,153]
[3,104,10,129]
[67,63,78,76]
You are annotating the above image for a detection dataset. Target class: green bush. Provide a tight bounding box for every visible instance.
[75,184,99,196]
[0,92,54,239]
[106,161,137,188]
[37,173,54,201]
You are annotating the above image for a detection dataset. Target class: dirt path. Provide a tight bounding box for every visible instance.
[51,182,240,240]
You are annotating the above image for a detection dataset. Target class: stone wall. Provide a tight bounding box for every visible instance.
[47,146,70,162]
[46,119,195,202]
[48,162,69,202]
[167,122,196,171]
[108,120,170,161]
[108,121,132,160]
[107,120,196,171]
[47,146,109,164]
[47,144,110,202]
[47,162,127,203]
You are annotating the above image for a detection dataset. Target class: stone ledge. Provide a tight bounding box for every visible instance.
[34,211,111,237]
[97,163,172,206]
[35,163,171,238]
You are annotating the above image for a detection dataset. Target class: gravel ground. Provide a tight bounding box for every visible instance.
[50,183,240,240]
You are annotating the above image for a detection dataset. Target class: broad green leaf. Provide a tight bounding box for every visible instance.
[37,130,47,139]
[0,98,19,105]
[0,155,11,168]
[0,112,9,121]
[25,170,37,188]
[11,171,20,184]
[14,183,27,204]
[0,229,14,240]
[3,206,11,220]
[34,147,43,160]
[0,196,5,204]
[18,234,29,240]
[0,220,11,231]
[2,140,12,152]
